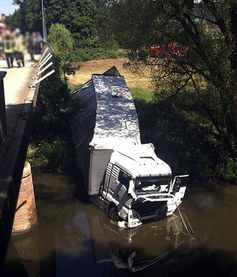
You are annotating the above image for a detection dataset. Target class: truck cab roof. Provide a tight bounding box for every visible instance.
[110,143,172,178]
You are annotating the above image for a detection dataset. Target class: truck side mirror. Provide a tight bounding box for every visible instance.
[169,175,189,193]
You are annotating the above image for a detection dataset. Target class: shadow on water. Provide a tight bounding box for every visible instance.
[2,170,237,277]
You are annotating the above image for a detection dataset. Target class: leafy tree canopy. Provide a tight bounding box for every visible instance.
[10,0,115,48]
[112,0,237,155]
[48,23,75,82]
[12,0,41,32]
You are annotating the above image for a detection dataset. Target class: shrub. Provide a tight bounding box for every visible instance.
[72,47,123,61]
[48,23,75,81]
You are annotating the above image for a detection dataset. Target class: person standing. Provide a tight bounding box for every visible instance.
[35,32,43,54]
[28,32,37,61]
[3,30,14,68]
[13,28,25,67]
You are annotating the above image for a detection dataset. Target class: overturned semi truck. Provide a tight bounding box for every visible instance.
[71,67,188,228]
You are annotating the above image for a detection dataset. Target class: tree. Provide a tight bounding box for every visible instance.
[114,1,237,151]
[9,0,118,49]
[111,0,237,180]
[48,23,75,82]
[11,0,41,32]
[94,0,118,48]
[111,0,158,49]
[6,9,21,29]
[156,0,237,156]
[45,0,99,48]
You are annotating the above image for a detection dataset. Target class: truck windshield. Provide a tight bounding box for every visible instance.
[135,177,171,194]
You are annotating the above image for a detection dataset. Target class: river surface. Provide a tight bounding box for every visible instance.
[3,169,237,277]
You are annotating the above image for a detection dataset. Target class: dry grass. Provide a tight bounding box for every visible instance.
[67,58,155,91]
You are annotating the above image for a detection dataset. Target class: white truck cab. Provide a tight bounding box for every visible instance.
[89,142,188,228]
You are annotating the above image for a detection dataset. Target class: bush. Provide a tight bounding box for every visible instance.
[28,52,75,173]
[130,86,154,104]
[216,156,237,183]
[48,23,74,63]
[71,47,123,61]
[48,23,75,81]
[30,138,73,172]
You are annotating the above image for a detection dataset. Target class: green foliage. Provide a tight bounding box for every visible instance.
[11,0,118,50]
[94,0,119,48]
[133,86,237,183]
[32,69,70,135]
[11,0,41,32]
[48,23,74,63]
[12,0,237,182]
[111,0,158,49]
[112,0,237,182]
[28,138,73,172]
[130,86,154,104]
[45,0,101,48]
[216,156,237,182]
[48,23,75,81]
[6,9,21,29]
[72,47,122,61]
[29,62,75,173]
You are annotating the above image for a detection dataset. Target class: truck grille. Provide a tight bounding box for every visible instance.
[132,198,167,219]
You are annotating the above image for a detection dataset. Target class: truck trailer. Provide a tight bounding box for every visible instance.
[71,66,188,228]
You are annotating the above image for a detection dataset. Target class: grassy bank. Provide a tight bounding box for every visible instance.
[68,58,154,91]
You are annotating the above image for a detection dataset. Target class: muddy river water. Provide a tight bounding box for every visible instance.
[3,170,237,277]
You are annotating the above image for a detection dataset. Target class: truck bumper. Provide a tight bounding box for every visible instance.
[118,209,142,228]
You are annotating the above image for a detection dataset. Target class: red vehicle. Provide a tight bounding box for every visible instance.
[149,42,181,58]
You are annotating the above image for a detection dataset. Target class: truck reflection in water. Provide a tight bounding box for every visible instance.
[89,210,194,272]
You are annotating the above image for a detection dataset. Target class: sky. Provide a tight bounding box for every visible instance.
[0,0,17,15]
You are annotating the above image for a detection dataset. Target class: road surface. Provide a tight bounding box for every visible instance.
[0,53,39,106]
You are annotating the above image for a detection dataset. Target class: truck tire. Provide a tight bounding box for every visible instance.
[108,205,119,221]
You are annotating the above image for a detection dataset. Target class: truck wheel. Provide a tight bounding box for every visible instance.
[108,205,119,221]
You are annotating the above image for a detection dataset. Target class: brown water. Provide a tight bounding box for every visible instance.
[3,170,237,277]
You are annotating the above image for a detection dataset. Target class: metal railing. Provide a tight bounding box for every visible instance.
[30,43,55,87]
[0,71,7,144]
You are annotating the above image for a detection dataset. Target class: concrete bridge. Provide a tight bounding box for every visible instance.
[0,47,54,261]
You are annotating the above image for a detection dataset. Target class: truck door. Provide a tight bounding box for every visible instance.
[117,170,131,200]
[116,170,133,215]
[102,163,121,200]
[102,165,131,204]
[108,168,131,203]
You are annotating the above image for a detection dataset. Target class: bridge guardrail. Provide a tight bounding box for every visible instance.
[30,43,55,87]
[0,71,7,144]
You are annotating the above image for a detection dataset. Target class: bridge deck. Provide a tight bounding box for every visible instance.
[0,54,41,261]
[1,55,39,128]
[2,55,36,105]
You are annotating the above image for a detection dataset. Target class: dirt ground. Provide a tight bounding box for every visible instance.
[67,58,154,91]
